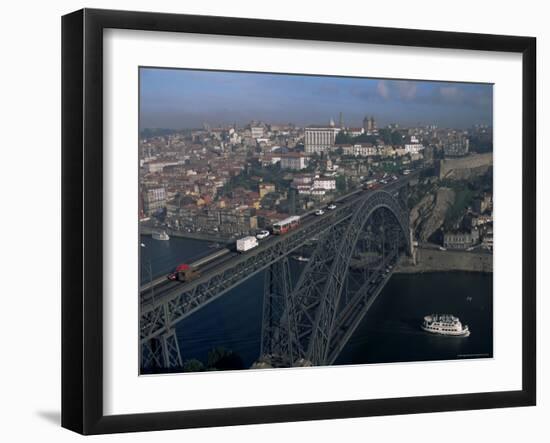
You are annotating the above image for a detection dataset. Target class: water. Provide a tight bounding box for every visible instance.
[139,235,216,285]
[140,235,493,369]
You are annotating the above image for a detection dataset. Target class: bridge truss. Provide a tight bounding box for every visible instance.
[140,189,411,371]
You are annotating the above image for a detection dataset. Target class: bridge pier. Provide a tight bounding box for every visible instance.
[141,328,183,370]
[260,258,297,366]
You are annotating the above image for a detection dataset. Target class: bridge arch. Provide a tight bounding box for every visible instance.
[280,190,411,366]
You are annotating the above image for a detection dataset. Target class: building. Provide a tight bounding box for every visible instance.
[292,175,314,187]
[404,143,424,154]
[280,153,308,170]
[346,127,364,137]
[444,134,470,157]
[259,183,276,198]
[443,228,480,249]
[250,126,264,139]
[363,115,376,132]
[340,143,378,157]
[304,127,340,154]
[313,177,336,191]
[142,187,166,215]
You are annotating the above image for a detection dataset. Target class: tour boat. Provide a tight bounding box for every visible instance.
[421,314,470,337]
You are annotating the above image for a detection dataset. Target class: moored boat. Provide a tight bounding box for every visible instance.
[152,230,170,241]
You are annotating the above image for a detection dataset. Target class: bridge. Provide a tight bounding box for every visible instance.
[140,171,420,370]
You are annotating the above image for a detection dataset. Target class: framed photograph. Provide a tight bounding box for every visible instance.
[62,8,536,435]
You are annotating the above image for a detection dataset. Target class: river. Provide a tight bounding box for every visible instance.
[140,235,493,369]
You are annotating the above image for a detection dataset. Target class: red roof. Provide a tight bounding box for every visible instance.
[176,264,190,271]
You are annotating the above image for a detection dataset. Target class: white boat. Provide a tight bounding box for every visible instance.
[292,255,310,262]
[152,230,170,241]
[421,314,470,337]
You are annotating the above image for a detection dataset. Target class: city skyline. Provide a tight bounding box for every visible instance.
[140,68,493,130]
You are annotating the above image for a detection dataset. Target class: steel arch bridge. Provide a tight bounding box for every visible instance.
[141,189,412,370]
[260,190,411,367]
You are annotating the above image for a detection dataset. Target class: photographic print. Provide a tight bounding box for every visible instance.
[138,68,494,375]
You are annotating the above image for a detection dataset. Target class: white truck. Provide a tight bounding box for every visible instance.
[236,236,259,252]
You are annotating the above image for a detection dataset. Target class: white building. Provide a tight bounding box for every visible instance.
[280,153,308,170]
[404,143,425,154]
[250,126,264,139]
[146,160,182,174]
[340,143,377,157]
[305,127,340,154]
[313,178,336,191]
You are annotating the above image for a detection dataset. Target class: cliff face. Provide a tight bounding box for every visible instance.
[411,187,455,242]
[438,153,493,180]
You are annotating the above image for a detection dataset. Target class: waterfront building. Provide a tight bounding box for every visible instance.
[443,228,480,249]
[142,186,166,215]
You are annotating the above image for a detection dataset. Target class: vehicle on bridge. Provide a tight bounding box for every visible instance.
[236,236,259,252]
[272,215,301,235]
[315,209,325,216]
[362,181,380,191]
[256,230,270,240]
[167,264,200,282]
[327,203,337,210]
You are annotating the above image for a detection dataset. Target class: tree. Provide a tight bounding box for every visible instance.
[207,347,245,371]
[335,131,353,144]
[335,175,347,192]
[183,358,205,372]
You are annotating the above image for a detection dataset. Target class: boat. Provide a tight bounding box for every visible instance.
[292,255,310,262]
[152,230,170,241]
[421,314,470,337]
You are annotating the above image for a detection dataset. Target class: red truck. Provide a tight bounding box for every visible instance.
[167,264,200,282]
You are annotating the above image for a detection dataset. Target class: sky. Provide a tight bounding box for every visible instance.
[139,68,493,130]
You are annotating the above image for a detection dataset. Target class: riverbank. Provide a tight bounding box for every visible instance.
[140,225,233,244]
[395,247,493,273]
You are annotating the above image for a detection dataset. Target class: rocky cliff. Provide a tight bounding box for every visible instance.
[411,187,455,242]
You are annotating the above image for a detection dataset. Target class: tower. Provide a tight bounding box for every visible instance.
[363,115,369,131]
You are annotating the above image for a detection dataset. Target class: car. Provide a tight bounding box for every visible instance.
[315,209,325,216]
[256,230,270,240]
[327,203,336,210]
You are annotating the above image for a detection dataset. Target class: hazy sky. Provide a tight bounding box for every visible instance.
[139,68,493,130]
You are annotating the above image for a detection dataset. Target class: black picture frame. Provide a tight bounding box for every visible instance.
[62,8,536,435]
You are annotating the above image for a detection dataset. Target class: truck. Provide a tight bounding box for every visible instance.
[236,236,259,252]
[168,264,200,282]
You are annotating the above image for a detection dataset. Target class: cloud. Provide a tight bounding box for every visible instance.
[439,86,460,101]
[377,80,390,99]
[397,81,417,100]
[375,80,417,101]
